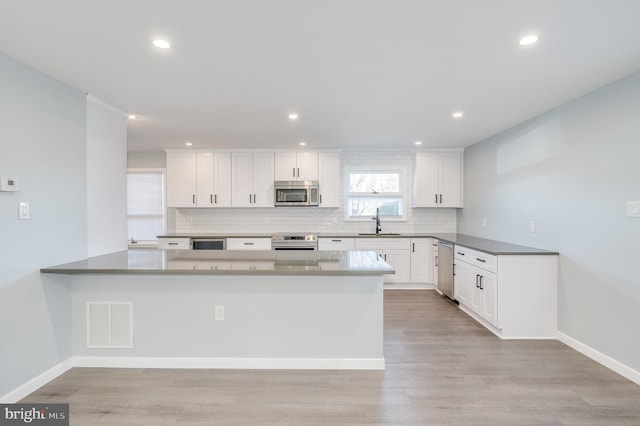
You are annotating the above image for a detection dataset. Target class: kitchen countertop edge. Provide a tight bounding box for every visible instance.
[158,233,558,256]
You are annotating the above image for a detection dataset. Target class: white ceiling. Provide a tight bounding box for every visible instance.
[1,0,640,152]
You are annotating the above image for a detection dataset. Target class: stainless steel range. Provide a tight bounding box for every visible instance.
[271,233,318,250]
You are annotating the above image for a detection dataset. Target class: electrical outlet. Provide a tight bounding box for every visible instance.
[214,306,225,321]
[482,218,487,227]
[627,201,640,218]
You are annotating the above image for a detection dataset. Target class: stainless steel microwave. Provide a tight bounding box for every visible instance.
[274,181,319,206]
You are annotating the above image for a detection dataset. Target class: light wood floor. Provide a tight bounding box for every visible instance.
[22,290,640,425]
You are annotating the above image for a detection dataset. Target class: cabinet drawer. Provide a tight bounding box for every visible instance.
[158,238,191,250]
[318,238,355,251]
[454,245,497,273]
[226,238,272,250]
[355,238,410,251]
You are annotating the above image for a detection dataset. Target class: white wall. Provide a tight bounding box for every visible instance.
[0,52,87,398]
[458,72,640,373]
[87,98,127,256]
[127,151,166,169]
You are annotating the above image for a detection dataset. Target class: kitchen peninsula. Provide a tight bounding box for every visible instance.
[41,250,393,370]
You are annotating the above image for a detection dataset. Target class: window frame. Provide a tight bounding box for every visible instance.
[344,169,406,221]
[126,168,166,243]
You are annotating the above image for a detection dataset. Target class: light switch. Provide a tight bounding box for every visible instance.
[19,201,30,220]
[530,221,536,233]
[627,201,640,218]
[215,305,225,321]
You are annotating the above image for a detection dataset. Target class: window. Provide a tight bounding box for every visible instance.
[127,170,165,242]
[346,171,404,219]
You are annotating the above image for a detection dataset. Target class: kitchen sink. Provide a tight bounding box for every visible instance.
[358,233,401,236]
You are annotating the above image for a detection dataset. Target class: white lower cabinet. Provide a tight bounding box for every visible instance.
[472,270,497,326]
[453,258,473,306]
[433,240,439,289]
[409,238,433,284]
[226,238,272,250]
[355,238,411,284]
[158,237,191,250]
[318,238,355,251]
[454,244,558,339]
[455,247,497,327]
[381,250,411,283]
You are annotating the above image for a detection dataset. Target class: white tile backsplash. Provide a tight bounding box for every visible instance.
[172,206,456,234]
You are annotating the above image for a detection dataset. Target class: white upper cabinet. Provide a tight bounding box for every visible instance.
[166,151,232,208]
[231,152,274,207]
[274,151,318,181]
[213,153,232,207]
[166,152,197,207]
[413,151,463,208]
[317,152,340,208]
[196,152,232,207]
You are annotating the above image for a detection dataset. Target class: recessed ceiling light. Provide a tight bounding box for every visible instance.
[288,113,299,120]
[185,142,193,146]
[299,141,307,146]
[452,111,464,119]
[128,115,137,120]
[519,35,539,46]
[153,39,171,49]
[414,141,422,146]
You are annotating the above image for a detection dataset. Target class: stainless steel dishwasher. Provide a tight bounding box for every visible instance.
[437,241,455,300]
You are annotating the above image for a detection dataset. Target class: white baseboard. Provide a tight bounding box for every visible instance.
[557,331,640,386]
[0,358,74,403]
[72,356,386,371]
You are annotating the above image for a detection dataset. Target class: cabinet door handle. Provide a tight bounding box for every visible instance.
[476,274,480,288]
[435,255,438,267]
[439,194,442,204]
[412,243,415,253]
[476,258,486,263]
[244,242,254,245]
[293,167,296,178]
[253,194,256,203]
[479,275,484,290]
[192,194,196,204]
[168,242,178,246]
[435,194,438,204]
[457,251,465,256]
[331,239,342,242]
[320,194,322,204]
[215,194,217,204]
[210,194,213,204]
[297,168,300,178]
[249,194,252,203]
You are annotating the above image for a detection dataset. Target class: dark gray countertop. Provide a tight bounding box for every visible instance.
[159,233,558,256]
[41,249,395,276]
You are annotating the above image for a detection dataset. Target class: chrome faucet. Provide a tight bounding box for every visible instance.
[372,208,382,235]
